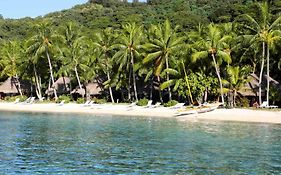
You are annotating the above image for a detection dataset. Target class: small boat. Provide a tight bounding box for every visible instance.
[175,103,221,116]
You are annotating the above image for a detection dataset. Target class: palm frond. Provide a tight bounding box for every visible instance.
[191,51,208,62]
[160,79,175,90]
[217,50,232,64]
[162,68,179,76]
[143,51,162,64]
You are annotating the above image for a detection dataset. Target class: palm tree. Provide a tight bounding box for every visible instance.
[0,40,24,96]
[113,23,143,101]
[239,1,281,105]
[160,60,193,104]
[26,22,61,100]
[224,65,251,107]
[192,23,232,105]
[93,28,116,103]
[264,29,281,104]
[143,20,184,101]
[24,45,43,100]
[59,23,89,93]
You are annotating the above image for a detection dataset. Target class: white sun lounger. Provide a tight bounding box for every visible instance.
[23,97,35,104]
[82,100,93,107]
[58,100,65,106]
[169,103,185,109]
[14,98,20,104]
[259,101,278,109]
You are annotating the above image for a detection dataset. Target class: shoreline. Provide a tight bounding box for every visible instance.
[0,102,281,124]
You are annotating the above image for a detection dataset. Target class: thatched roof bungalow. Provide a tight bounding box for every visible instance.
[71,81,102,97]
[85,82,102,96]
[46,77,71,96]
[0,77,31,95]
[238,73,280,97]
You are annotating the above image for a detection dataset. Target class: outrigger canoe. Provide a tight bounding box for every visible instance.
[175,103,221,116]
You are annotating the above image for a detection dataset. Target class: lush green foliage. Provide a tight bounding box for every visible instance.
[57,95,72,103]
[4,95,28,102]
[137,98,149,106]
[163,100,178,107]
[92,97,107,104]
[77,97,86,104]
[0,0,281,106]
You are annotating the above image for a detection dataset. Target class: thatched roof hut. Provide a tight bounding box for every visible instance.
[86,82,102,95]
[71,81,102,97]
[46,77,71,95]
[71,88,86,96]
[0,77,31,95]
[238,73,280,97]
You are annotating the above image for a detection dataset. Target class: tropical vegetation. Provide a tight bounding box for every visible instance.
[0,0,280,107]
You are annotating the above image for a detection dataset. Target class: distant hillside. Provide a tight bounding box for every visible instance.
[0,0,280,40]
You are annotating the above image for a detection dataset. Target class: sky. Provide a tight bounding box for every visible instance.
[0,0,88,19]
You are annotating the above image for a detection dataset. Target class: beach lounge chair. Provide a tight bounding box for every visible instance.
[144,100,153,108]
[82,100,92,107]
[127,101,137,108]
[150,102,161,108]
[29,97,35,104]
[169,103,185,109]
[23,97,31,103]
[259,101,268,108]
[58,100,65,106]
[267,105,278,109]
[258,101,278,109]
[14,98,20,104]
[23,97,35,104]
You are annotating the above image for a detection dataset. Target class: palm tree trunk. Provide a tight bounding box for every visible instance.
[131,52,138,101]
[204,88,208,102]
[128,65,132,101]
[33,64,42,99]
[158,76,163,103]
[182,61,193,104]
[74,66,83,90]
[233,89,237,107]
[259,42,265,105]
[15,74,23,97]
[107,71,115,103]
[149,77,153,100]
[165,55,172,101]
[266,44,270,104]
[211,53,224,105]
[46,49,58,100]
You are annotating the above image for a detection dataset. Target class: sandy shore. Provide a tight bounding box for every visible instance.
[0,102,280,124]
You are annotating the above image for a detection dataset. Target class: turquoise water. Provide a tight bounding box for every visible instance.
[0,112,280,174]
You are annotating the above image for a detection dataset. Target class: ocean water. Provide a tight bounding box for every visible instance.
[0,112,280,174]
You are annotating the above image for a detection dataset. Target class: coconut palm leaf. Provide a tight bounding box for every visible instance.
[160,80,176,90]
[191,51,208,62]
[217,51,232,64]
[143,51,162,64]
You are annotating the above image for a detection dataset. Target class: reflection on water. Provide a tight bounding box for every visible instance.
[0,112,280,174]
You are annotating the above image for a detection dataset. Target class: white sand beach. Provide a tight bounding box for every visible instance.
[0,102,280,124]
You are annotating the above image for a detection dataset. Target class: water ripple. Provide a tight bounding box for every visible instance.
[0,112,280,174]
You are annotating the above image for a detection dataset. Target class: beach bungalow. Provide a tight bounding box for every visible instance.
[71,81,102,99]
[85,81,102,98]
[238,73,280,105]
[46,77,71,96]
[0,77,32,99]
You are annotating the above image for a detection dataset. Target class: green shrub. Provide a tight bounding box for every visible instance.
[92,97,107,104]
[38,99,52,103]
[164,100,178,107]
[57,95,71,103]
[237,97,249,108]
[4,95,28,102]
[77,97,86,104]
[137,98,149,106]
